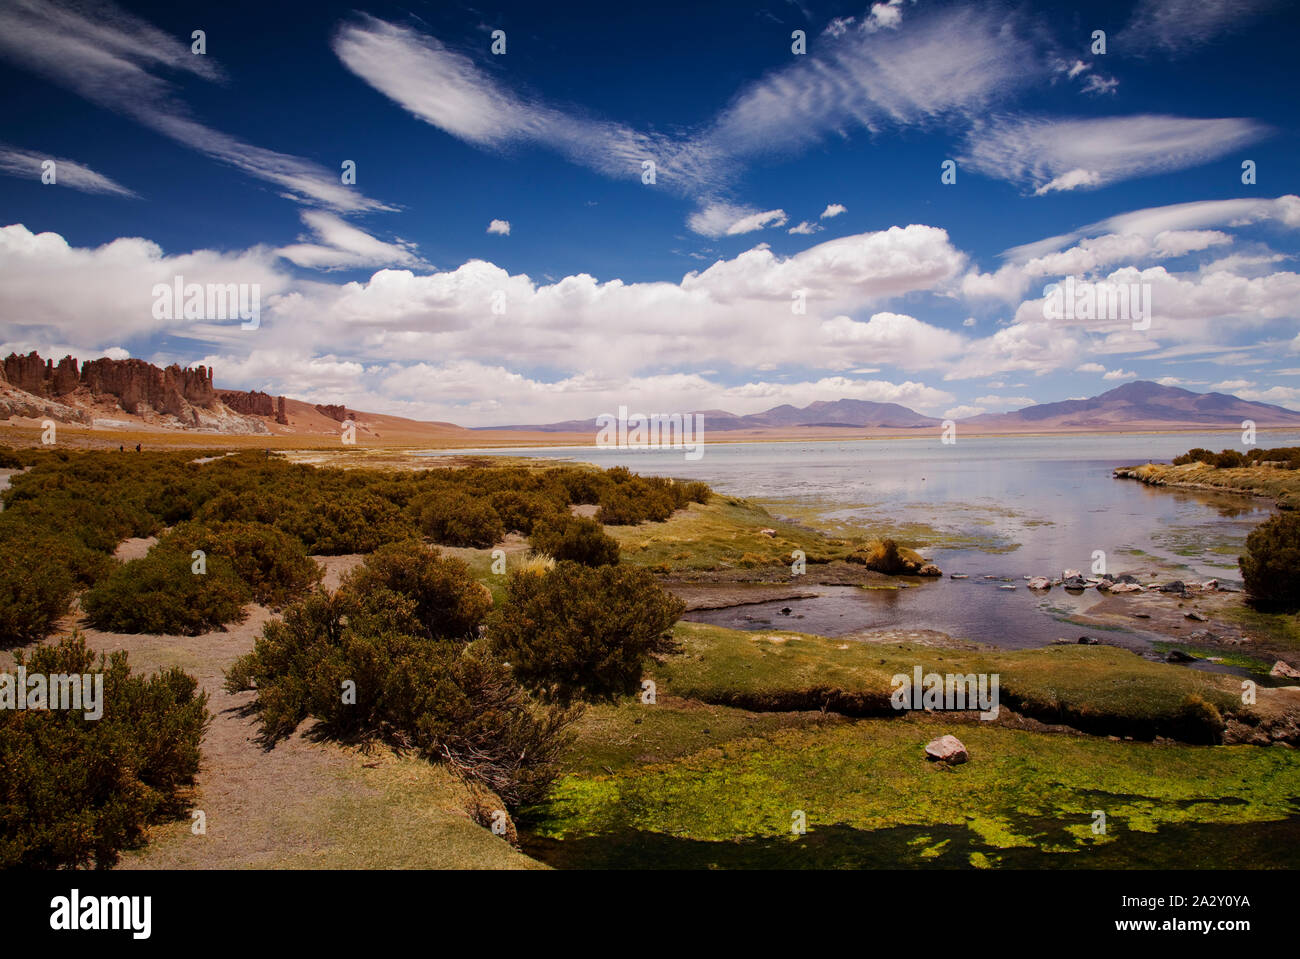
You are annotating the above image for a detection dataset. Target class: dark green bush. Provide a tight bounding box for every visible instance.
[83,547,250,635]
[338,540,492,641]
[1240,512,1300,612]
[0,633,209,868]
[489,489,566,535]
[226,590,576,807]
[415,490,504,548]
[160,520,321,607]
[0,533,79,648]
[490,562,684,705]
[529,514,620,566]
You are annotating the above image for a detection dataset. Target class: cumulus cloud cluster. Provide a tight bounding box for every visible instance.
[3,192,1298,425]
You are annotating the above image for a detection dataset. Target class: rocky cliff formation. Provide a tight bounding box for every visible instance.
[218,389,289,425]
[314,403,354,422]
[0,351,285,432]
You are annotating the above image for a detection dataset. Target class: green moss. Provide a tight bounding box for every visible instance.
[527,716,1300,862]
[1151,642,1275,675]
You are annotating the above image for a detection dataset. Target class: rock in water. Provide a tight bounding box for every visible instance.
[1270,660,1300,680]
[1108,582,1143,593]
[924,735,969,764]
[1185,611,1207,622]
[1165,649,1196,663]
[1027,576,1051,590]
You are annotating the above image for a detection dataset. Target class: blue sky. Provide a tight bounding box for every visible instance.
[0,0,1297,425]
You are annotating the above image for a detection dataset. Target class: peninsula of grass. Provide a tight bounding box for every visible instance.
[1115,459,1300,510]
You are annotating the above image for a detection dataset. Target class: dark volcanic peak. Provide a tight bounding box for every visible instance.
[965,380,1300,428]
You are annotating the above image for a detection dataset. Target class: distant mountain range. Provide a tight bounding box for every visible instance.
[961,381,1300,430]
[482,382,1300,433]
[482,398,940,432]
[6,350,1298,439]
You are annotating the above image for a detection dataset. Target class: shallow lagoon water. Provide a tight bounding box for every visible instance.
[423,431,1299,650]
[431,433,1300,869]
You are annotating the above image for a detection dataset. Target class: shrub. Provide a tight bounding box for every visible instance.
[161,520,321,607]
[0,529,101,648]
[338,540,492,641]
[1175,694,1224,745]
[1239,513,1300,612]
[490,562,684,705]
[0,633,209,868]
[595,476,679,525]
[529,514,620,566]
[83,547,250,635]
[679,480,712,505]
[846,538,936,575]
[416,491,505,548]
[489,490,566,535]
[551,467,608,505]
[225,591,577,807]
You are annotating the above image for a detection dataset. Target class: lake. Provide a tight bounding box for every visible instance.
[419,431,1300,651]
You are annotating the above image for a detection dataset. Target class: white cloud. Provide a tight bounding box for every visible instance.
[334,16,714,194]
[1210,379,1255,392]
[688,203,787,238]
[0,223,292,347]
[277,211,426,270]
[864,0,907,33]
[1076,363,1106,373]
[788,221,821,236]
[973,394,1035,409]
[821,203,847,219]
[0,143,136,197]
[487,219,511,236]
[334,6,1050,204]
[963,228,1234,303]
[1103,369,1138,380]
[1232,385,1300,408]
[1082,74,1119,96]
[961,115,1268,195]
[0,1,391,213]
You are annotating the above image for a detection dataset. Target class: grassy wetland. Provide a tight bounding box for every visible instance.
[2,441,1298,870]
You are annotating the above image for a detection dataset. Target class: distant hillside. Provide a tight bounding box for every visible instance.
[962,381,1300,430]
[483,398,942,432]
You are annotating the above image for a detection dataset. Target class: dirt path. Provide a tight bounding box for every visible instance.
[9,577,542,869]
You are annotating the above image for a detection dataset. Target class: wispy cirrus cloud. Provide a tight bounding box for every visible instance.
[0,143,136,197]
[688,203,788,238]
[961,114,1269,195]
[696,4,1047,161]
[1119,0,1280,55]
[0,0,392,213]
[275,211,426,271]
[332,6,1057,232]
[332,16,720,195]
